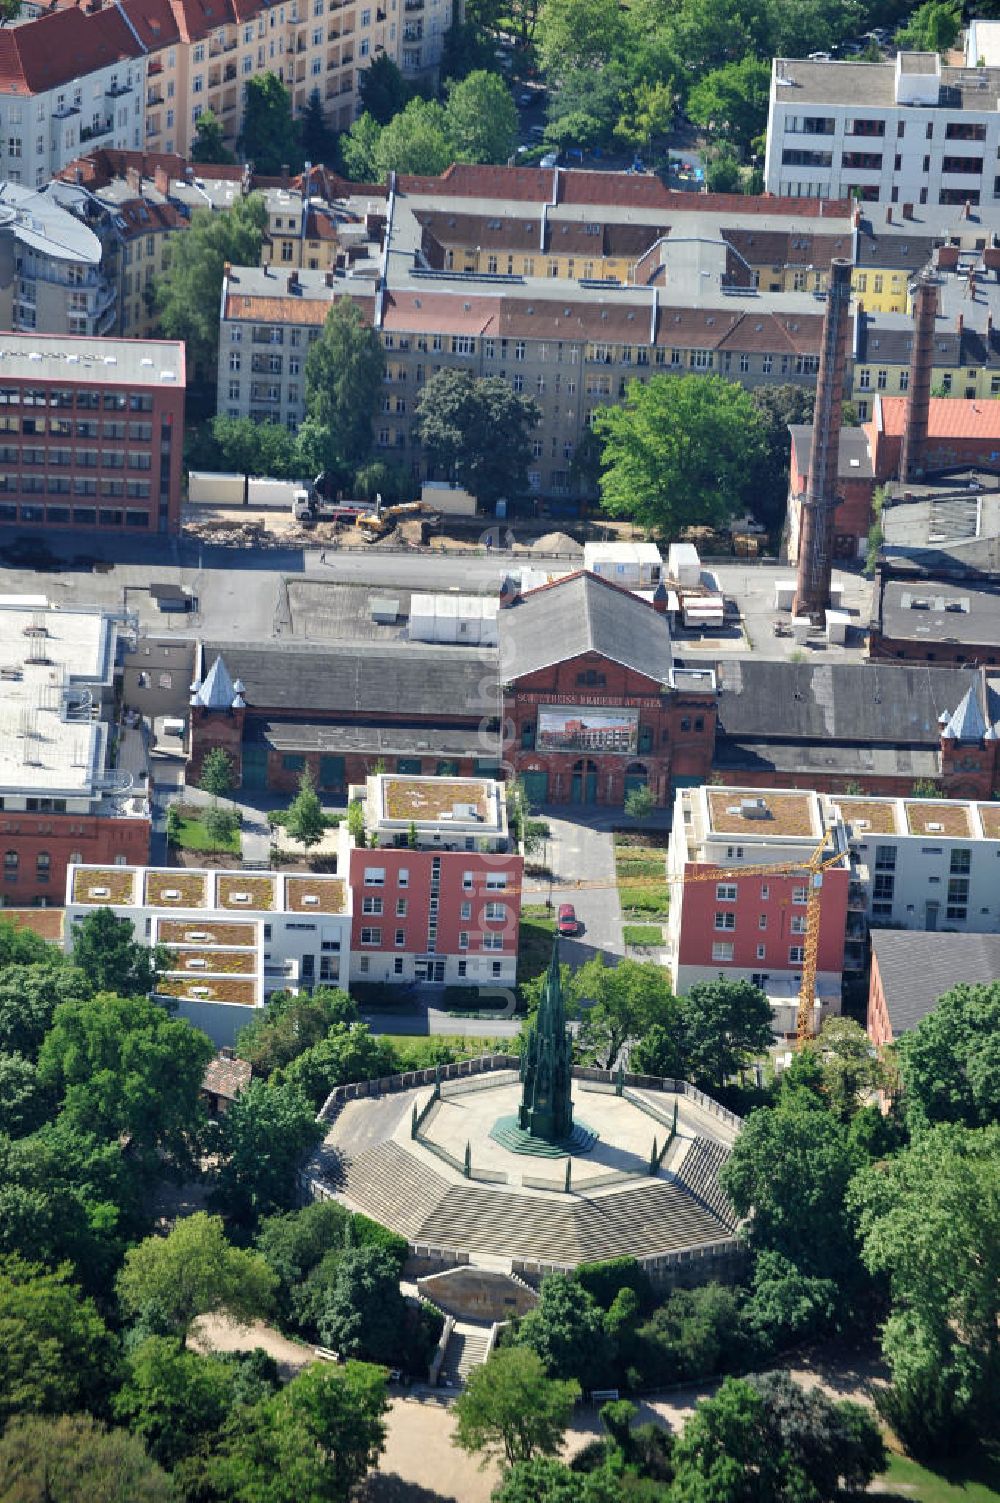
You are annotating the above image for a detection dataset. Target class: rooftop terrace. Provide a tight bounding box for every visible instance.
[706,789,818,838]
[903,800,973,837]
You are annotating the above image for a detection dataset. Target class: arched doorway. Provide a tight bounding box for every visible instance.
[571,758,599,805]
[623,762,649,801]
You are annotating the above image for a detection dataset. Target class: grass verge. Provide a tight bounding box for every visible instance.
[879,1452,1000,1503]
[173,816,240,855]
[623,924,663,948]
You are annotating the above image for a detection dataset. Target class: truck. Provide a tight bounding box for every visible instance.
[292,489,368,524]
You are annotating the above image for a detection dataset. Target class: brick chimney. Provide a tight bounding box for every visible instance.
[900,273,938,483]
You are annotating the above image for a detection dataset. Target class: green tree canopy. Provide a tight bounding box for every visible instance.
[68,908,163,998]
[0,1256,117,1428]
[113,1336,237,1470]
[240,71,300,175]
[849,1122,1000,1456]
[374,97,453,176]
[277,1024,397,1109]
[255,1199,353,1323]
[570,955,680,1071]
[678,978,773,1091]
[283,768,327,850]
[741,1250,839,1352]
[210,415,301,485]
[301,87,335,165]
[340,112,383,181]
[0,1051,50,1137]
[536,0,621,76]
[894,980,1000,1131]
[454,1345,580,1468]
[802,1016,886,1122]
[215,1079,323,1225]
[191,108,234,163]
[315,1245,408,1363]
[415,368,540,506]
[36,991,212,1168]
[0,1413,174,1503]
[155,194,266,382]
[199,746,236,799]
[687,56,770,160]
[303,298,386,481]
[747,383,814,532]
[896,0,960,52]
[721,1093,862,1286]
[206,1360,388,1502]
[593,374,769,537]
[514,1273,614,1391]
[236,986,358,1078]
[0,962,89,1060]
[445,70,518,163]
[116,1212,276,1343]
[357,55,411,125]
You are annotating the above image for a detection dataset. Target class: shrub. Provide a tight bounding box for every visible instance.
[574,1258,654,1314]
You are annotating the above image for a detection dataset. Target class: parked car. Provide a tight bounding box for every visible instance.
[540,151,559,168]
[557,903,579,936]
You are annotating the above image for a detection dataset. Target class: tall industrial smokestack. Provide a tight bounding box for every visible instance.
[900,273,938,483]
[793,258,853,622]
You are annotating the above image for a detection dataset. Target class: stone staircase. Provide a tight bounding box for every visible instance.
[675,1136,738,1228]
[436,1322,493,1389]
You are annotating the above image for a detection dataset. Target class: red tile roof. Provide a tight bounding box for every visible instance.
[117,0,180,50]
[877,395,1000,439]
[115,196,188,236]
[0,5,144,93]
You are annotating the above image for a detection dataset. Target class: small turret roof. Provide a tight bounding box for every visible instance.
[191,654,239,710]
[942,685,988,742]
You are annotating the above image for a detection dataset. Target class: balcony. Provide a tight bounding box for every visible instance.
[404,0,424,11]
[80,118,114,143]
[148,57,163,75]
[105,80,132,97]
[52,102,80,119]
[250,385,282,404]
[224,61,237,80]
[147,89,163,105]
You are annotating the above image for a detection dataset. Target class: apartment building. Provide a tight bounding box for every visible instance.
[0,603,150,908]
[64,864,351,1045]
[0,8,147,188]
[0,181,121,337]
[0,332,185,534]
[667,786,851,1036]
[343,772,522,989]
[217,261,827,495]
[765,51,1000,207]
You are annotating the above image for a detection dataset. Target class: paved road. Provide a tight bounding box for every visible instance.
[362,1009,521,1038]
[526,812,624,964]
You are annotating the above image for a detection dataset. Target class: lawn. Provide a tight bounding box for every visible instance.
[623,924,663,948]
[879,1452,1000,1503]
[613,841,669,918]
[382,1034,512,1068]
[618,883,670,918]
[173,815,241,856]
[519,909,556,977]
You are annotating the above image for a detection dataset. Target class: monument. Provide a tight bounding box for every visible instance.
[491,939,595,1155]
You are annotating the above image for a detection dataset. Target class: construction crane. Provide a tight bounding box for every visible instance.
[534,833,846,1045]
[664,833,848,1046]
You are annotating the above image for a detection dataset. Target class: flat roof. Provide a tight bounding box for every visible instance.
[0,331,184,387]
[903,799,973,837]
[69,864,348,916]
[706,788,818,838]
[880,577,1000,644]
[833,796,899,835]
[379,774,494,824]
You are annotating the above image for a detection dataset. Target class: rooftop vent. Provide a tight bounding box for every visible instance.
[185,930,209,941]
[89,885,110,898]
[230,891,250,903]
[186,957,207,968]
[739,798,771,819]
[301,894,320,905]
[162,888,181,900]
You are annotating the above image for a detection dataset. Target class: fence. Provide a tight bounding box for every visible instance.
[512,1237,745,1290]
[317,1053,520,1122]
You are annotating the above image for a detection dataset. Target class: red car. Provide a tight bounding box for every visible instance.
[557,903,579,936]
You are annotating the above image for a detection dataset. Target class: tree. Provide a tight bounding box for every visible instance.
[894,980,1000,1131]
[283,768,327,850]
[199,746,235,799]
[373,97,453,176]
[445,70,518,164]
[215,1079,323,1225]
[303,298,386,481]
[191,107,234,163]
[440,21,499,83]
[316,1246,408,1363]
[635,1282,747,1386]
[206,1360,388,1503]
[623,784,655,819]
[255,1200,353,1323]
[0,1413,173,1503]
[0,962,89,1060]
[236,986,357,1078]
[155,194,266,382]
[571,956,680,1070]
[0,1257,117,1427]
[357,55,411,125]
[745,1371,886,1499]
[454,1346,580,1468]
[630,1023,686,1079]
[687,56,770,160]
[0,1051,50,1137]
[240,71,300,175]
[896,0,960,52]
[301,87,335,165]
[68,907,163,997]
[721,1093,861,1286]
[415,369,540,506]
[514,1273,614,1391]
[203,803,240,851]
[37,992,212,1169]
[493,1458,595,1502]
[669,1377,787,1502]
[849,1123,1000,1456]
[678,978,773,1091]
[278,1024,398,1109]
[747,383,814,533]
[803,1017,886,1122]
[593,375,768,537]
[340,112,383,181]
[741,1250,839,1353]
[114,1336,236,1469]
[210,415,301,494]
[615,78,676,155]
[705,145,743,194]
[536,0,620,76]
[116,1212,276,1343]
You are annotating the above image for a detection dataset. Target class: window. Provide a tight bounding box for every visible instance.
[760,884,769,900]
[395,929,405,946]
[725,846,745,861]
[790,915,807,934]
[393,956,404,975]
[459,931,469,950]
[875,845,896,871]
[485,902,506,921]
[463,871,474,889]
[486,874,507,890]
[36,852,50,877]
[397,867,409,887]
[711,941,734,962]
[360,927,381,945]
[716,883,737,901]
[792,886,808,905]
[950,848,971,874]
[482,933,503,950]
[396,898,407,916]
[759,914,768,930]
[364,866,385,886]
[756,944,766,960]
[460,901,472,920]
[714,912,736,930]
[282,754,305,772]
[789,945,805,963]
[362,896,383,915]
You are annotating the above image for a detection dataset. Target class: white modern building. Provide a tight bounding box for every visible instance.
[64,865,351,1046]
[765,51,1000,207]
